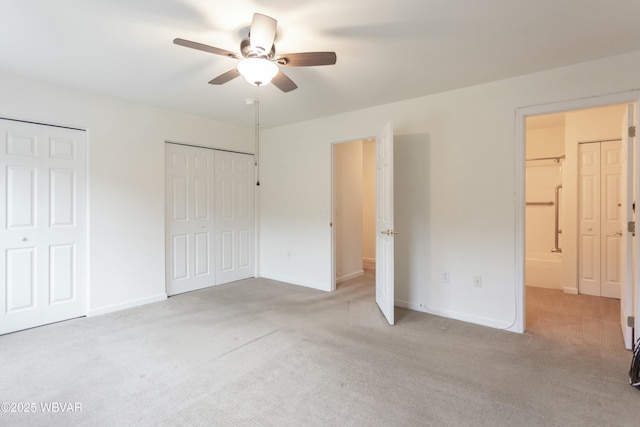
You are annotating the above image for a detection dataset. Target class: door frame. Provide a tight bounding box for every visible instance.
[330,134,376,292]
[515,91,640,334]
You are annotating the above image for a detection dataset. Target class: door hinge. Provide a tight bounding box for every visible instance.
[628,221,636,233]
[628,316,635,328]
[630,126,636,138]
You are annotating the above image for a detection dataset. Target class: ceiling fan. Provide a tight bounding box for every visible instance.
[174,13,337,92]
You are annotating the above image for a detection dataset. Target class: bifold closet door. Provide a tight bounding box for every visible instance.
[0,119,86,335]
[165,144,255,295]
[215,151,255,284]
[165,143,216,296]
[578,140,622,298]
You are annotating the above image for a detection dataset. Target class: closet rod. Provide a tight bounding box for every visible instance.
[526,155,565,162]
[526,201,554,206]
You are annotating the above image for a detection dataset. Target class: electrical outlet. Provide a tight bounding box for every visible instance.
[442,271,450,283]
[473,276,482,288]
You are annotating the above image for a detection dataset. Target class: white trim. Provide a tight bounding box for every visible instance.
[258,274,331,292]
[164,139,253,156]
[396,300,515,330]
[336,270,365,284]
[363,258,376,270]
[514,107,526,333]
[87,294,167,317]
[0,115,86,132]
[84,129,91,318]
[515,90,640,334]
[517,90,640,117]
[330,142,336,291]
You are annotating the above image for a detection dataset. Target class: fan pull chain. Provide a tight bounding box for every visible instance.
[255,84,260,186]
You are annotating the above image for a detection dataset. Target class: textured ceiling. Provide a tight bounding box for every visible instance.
[2,0,640,128]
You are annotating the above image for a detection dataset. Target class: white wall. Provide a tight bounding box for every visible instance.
[362,140,376,268]
[258,50,640,330]
[334,141,364,283]
[526,125,565,159]
[0,70,252,315]
[525,125,564,289]
[4,48,638,330]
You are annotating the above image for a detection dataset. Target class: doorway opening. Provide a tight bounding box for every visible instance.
[332,138,376,289]
[330,122,395,325]
[514,92,640,348]
[524,104,628,350]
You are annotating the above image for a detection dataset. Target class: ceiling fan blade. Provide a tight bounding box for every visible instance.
[276,52,337,67]
[250,13,277,55]
[174,38,239,59]
[208,68,241,85]
[271,71,298,92]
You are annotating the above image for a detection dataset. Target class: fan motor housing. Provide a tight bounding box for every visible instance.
[241,38,276,60]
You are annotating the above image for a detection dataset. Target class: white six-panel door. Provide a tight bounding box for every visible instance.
[375,122,395,325]
[165,143,216,295]
[0,119,86,335]
[215,151,255,284]
[600,141,623,298]
[579,143,600,296]
[578,140,622,299]
[165,144,255,295]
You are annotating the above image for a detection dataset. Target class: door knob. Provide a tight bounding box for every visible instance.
[21,237,27,242]
[612,231,622,236]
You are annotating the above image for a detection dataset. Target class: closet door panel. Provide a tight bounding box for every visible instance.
[165,144,216,295]
[1,119,86,334]
[215,151,255,284]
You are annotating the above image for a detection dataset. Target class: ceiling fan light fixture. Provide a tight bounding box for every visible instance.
[174,12,337,92]
[237,58,278,86]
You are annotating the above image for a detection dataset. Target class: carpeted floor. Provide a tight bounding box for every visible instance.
[2,274,639,426]
[526,285,624,354]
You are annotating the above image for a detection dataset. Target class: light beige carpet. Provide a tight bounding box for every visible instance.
[526,285,624,354]
[1,275,639,426]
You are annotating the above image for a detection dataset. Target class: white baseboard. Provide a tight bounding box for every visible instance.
[88,293,167,317]
[363,258,376,270]
[395,299,516,331]
[336,270,364,284]
[257,274,331,292]
[563,287,578,295]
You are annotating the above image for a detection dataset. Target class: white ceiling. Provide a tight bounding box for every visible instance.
[2,0,640,129]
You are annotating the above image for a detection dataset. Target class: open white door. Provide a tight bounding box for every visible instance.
[621,104,635,349]
[376,121,395,325]
[633,103,640,343]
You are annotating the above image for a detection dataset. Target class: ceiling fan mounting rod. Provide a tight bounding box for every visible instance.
[241,38,275,60]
